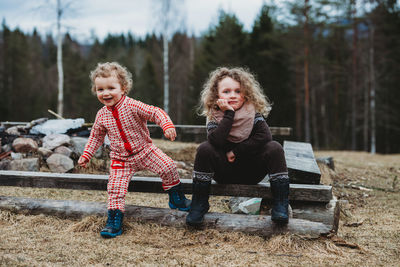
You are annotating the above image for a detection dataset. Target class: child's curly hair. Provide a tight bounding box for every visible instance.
[199,67,272,119]
[89,62,133,94]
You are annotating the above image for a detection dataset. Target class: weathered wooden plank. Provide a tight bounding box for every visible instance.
[0,195,332,238]
[0,170,332,202]
[0,121,291,143]
[284,141,321,184]
[147,124,291,142]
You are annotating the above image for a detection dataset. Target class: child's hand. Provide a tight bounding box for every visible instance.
[226,150,235,163]
[216,99,234,112]
[78,156,89,168]
[164,128,177,141]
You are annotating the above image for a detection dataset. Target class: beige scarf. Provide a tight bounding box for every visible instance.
[210,102,256,143]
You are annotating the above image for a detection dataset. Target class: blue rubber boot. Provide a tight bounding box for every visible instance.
[186,180,211,226]
[100,209,124,238]
[167,183,191,211]
[270,178,290,224]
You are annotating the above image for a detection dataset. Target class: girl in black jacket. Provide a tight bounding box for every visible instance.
[186,67,289,226]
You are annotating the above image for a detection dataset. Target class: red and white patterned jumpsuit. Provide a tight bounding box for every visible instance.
[81,96,180,211]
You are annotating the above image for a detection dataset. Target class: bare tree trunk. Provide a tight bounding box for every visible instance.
[295,62,302,141]
[351,0,358,150]
[161,0,171,115]
[56,0,64,117]
[320,66,329,149]
[363,54,369,152]
[369,25,376,154]
[163,33,169,114]
[303,0,311,143]
[311,79,319,149]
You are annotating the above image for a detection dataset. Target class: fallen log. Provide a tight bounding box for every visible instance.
[262,199,340,233]
[0,195,332,238]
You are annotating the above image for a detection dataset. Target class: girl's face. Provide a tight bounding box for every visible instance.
[95,75,125,107]
[217,77,245,111]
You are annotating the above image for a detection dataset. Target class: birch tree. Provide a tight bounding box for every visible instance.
[153,0,186,115]
[35,0,75,117]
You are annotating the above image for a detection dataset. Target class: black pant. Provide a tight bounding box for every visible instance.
[194,141,287,184]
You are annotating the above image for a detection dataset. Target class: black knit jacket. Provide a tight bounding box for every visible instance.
[206,110,272,159]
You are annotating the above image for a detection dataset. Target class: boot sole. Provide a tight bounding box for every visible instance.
[186,219,204,227]
[169,202,190,212]
[100,229,122,238]
[271,217,289,224]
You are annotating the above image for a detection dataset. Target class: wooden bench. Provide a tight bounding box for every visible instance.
[147,124,292,142]
[0,170,339,238]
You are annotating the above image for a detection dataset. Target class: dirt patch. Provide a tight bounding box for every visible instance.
[1,145,400,266]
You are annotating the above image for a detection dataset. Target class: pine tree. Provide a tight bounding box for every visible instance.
[190,10,248,123]
[246,4,293,129]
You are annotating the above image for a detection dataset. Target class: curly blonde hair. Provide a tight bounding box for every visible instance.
[89,62,133,94]
[199,67,272,119]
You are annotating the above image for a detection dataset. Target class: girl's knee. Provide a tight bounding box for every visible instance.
[265,141,285,158]
[196,142,216,158]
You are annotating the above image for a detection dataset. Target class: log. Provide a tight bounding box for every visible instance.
[0,170,333,202]
[284,141,321,184]
[262,198,340,233]
[0,195,333,238]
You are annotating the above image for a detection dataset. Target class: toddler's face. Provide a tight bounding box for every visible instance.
[95,75,125,107]
[217,77,245,111]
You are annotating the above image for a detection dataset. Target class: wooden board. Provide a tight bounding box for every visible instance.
[147,124,292,142]
[0,195,333,238]
[0,170,332,202]
[283,141,321,184]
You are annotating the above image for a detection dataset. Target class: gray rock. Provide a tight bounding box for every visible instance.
[229,197,262,215]
[10,158,39,172]
[175,161,187,169]
[229,197,252,214]
[11,152,23,160]
[42,134,71,150]
[0,159,11,170]
[5,126,21,136]
[238,198,262,215]
[46,153,74,173]
[12,137,38,153]
[316,156,335,170]
[70,137,87,155]
[2,144,12,153]
[38,147,53,158]
[54,146,72,157]
[71,136,102,158]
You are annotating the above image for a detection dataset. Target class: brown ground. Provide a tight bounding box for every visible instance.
[0,140,399,266]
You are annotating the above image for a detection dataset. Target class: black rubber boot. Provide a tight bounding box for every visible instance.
[186,180,211,226]
[270,178,290,224]
[168,183,191,211]
[100,209,124,238]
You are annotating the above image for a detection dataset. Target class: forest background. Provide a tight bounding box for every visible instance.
[0,0,399,154]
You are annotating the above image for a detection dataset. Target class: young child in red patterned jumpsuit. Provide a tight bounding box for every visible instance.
[78,62,191,238]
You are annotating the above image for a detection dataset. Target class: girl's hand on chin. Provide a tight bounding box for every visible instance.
[216,99,234,111]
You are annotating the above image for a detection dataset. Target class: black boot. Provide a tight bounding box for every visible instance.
[186,179,211,226]
[270,175,290,224]
[100,209,124,238]
[167,183,191,211]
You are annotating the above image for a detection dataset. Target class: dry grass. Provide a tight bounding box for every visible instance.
[1,144,400,266]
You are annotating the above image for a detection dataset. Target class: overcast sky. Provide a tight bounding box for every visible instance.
[0,0,273,42]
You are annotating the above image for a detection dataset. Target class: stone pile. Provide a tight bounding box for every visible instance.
[0,132,106,173]
[0,122,193,177]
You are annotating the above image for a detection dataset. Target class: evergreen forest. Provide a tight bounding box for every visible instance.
[1,1,400,153]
